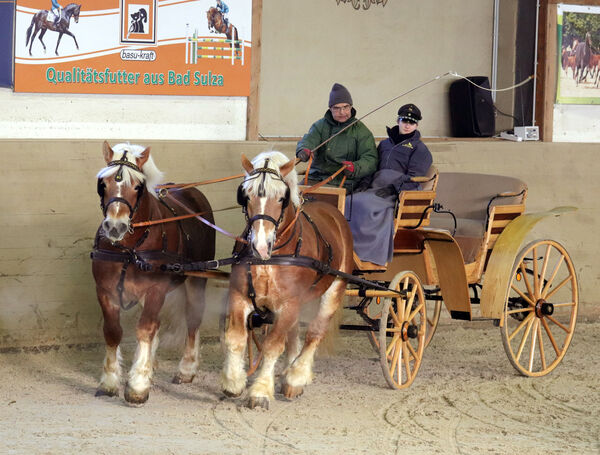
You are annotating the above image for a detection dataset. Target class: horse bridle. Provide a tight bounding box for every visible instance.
[97,151,145,220]
[237,159,291,232]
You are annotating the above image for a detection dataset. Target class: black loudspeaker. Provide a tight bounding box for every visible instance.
[449,76,495,137]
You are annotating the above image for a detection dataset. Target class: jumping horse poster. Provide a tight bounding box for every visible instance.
[14,0,252,95]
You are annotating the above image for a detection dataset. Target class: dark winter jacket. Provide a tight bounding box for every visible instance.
[371,127,432,192]
[296,108,378,192]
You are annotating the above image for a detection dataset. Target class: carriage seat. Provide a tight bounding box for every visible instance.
[429,173,527,263]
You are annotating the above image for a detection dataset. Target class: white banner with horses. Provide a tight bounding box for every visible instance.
[14,0,252,96]
[557,4,600,104]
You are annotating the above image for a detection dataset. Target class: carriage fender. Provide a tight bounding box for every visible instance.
[480,206,577,321]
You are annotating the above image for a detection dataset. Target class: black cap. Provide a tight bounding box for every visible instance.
[329,83,353,107]
[397,103,422,122]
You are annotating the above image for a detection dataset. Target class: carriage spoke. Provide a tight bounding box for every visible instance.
[402,343,412,383]
[386,333,400,359]
[519,262,534,300]
[405,291,416,320]
[537,321,547,370]
[538,244,552,290]
[510,284,535,306]
[544,275,572,301]
[532,246,540,296]
[390,339,401,378]
[541,255,565,298]
[515,317,535,362]
[541,317,561,356]
[406,339,418,361]
[553,301,576,308]
[546,314,570,333]
[508,312,534,342]
[408,301,424,322]
[506,307,533,316]
[389,305,403,328]
[528,319,539,372]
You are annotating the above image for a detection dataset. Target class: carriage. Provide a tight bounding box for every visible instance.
[93,144,578,406]
[175,154,578,393]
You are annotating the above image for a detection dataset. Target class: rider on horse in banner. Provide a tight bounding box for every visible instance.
[213,0,229,32]
[50,0,62,26]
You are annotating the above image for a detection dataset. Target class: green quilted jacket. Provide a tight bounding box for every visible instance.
[296,109,378,192]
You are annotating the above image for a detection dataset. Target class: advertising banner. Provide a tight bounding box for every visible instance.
[14,0,251,95]
[556,4,600,104]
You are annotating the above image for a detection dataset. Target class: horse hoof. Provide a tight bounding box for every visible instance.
[95,387,119,398]
[281,383,304,399]
[124,383,149,404]
[247,396,269,410]
[222,389,242,398]
[172,373,195,384]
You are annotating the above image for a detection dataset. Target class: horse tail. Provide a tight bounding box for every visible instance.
[25,18,35,46]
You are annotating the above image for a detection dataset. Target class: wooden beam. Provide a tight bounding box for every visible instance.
[246,0,262,140]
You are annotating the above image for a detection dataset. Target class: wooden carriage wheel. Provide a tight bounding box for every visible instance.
[368,291,440,352]
[501,239,578,377]
[378,271,427,389]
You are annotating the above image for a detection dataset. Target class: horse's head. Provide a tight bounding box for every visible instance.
[97,141,163,243]
[67,3,81,23]
[238,151,299,259]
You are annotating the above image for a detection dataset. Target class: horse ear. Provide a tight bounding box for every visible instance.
[102,141,114,163]
[279,158,295,177]
[241,154,254,174]
[137,147,151,169]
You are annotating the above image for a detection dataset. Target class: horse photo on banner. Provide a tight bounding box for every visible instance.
[13,0,252,96]
[556,4,600,104]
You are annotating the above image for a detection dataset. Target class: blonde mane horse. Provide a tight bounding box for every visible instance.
[222,151,354,409]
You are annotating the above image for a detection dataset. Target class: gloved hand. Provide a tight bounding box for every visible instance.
[342,161,354,176]
[375,184,397,198]
[297,148,312,162]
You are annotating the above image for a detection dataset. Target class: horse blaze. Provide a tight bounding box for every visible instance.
[168,70,191,86]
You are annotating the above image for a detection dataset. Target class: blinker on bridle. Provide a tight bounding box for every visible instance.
[239,158,291,230]
[98,150,145,219]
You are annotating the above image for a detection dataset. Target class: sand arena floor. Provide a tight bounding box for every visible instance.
[1,319,598,455]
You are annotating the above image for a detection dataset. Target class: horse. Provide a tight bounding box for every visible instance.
[221,151,354,409]
[574,32,593,86]
[206,6,240,55]
[92,141,215,404]
[25,3,81,56]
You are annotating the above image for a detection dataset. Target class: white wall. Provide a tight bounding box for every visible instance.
[258,0,494,139]
[553,105,600,142]
[0,88,247,140]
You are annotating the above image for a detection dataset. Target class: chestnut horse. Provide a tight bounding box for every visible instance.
[25,3,81,56]
[92,141,215,404]
[221,151,354,409]
[206,6,240,54]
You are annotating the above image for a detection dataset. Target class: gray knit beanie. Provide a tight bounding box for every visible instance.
[328,83,353,107]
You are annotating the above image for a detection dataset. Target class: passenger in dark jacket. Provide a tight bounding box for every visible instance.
[346,103,433,265]
[296,83,378,193]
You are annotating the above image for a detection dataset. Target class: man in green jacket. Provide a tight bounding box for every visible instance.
[296,83,378,193]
